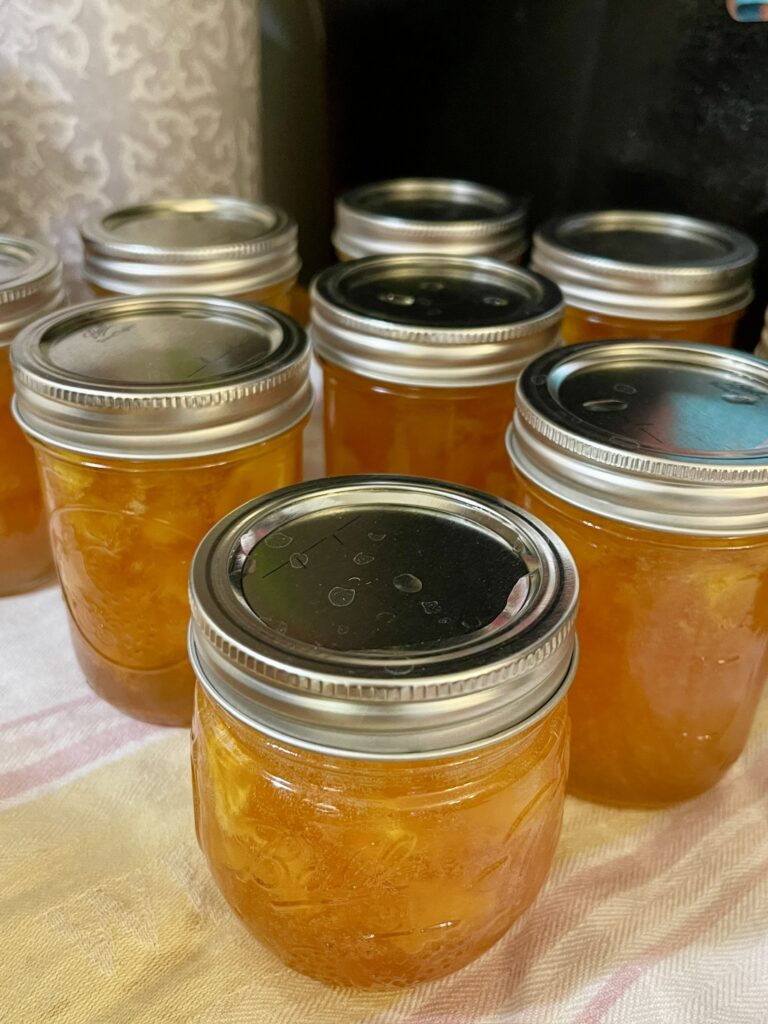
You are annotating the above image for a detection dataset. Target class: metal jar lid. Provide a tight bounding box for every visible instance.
[81,197,300,296]
[11,294,312,459]
[0,235,64,341]
[531,210,757,321]
[508,340,768,537]
[189,476,578,759]
[333,178,528,261]
[311,255,563,387]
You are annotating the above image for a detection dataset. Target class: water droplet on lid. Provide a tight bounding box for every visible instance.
[438,617,451,625]
[337,625,349,635]
[722,391,759,405]
[482,294,509,307]
[393,573,423,594]
[368,531,386,542]
[379,291,415,306]
[376,611,396,625]
[289,552,309,568]
[264,531,292,549]
[613,383,637,395]
[353,552,374,566]
[419,280,445,292]
[461,615,483,630]
[582,398,628,412]
[421,600,441,615]
[328,586,356,608]
[347,576,361,583]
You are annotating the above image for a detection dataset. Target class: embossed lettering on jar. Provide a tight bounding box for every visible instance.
[189,477,578,988]
[531,211,757,347]
[312,255,563,495]
[508,341,768,807]
[333,178,528,262]
[11,296,312,726]
[0,235,64,595]
[80,197,300,314]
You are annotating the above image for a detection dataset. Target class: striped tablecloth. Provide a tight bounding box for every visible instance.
[2,387,767,1024]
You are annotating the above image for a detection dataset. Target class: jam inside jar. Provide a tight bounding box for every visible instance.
[0,235,64,595]
[80,196,300,313]
[532,210,757,348]
[12,295,312,726]
[312,255,563,493]
[188,477,578,988]
[509,340,768,807]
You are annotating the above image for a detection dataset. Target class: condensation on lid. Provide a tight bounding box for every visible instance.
[188,476,578,758]
[310,255,563,387]
[508,340,768,536]
[532,210,757,320]
[11,294,312,459]
[333,178,528,260]
[80,196,300,295]
[0,235,64,340]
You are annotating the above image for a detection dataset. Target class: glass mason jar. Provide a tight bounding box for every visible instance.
[531,210,757,347]
[508,340,768,807]
[312,255,563,494]
[0,235,65,595]
[12,295,312,726]
[189,477,578,989]
[333,178,528,262]
[80,197,300,313]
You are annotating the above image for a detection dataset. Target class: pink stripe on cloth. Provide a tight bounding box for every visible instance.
[376,748,768,1024]
[0,716,158,801]
[572,853,768,1024]
[0,694,96,733]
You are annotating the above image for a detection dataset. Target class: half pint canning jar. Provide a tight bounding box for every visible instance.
[80,197,300,313]
[0,235,64,595]
[189,476,578,988]
[508,340,768,807]
[312,255,563,494]
[531,210,756,347]
[11,295,312,726]
[333,178,527,262]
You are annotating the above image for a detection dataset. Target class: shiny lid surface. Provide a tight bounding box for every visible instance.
[333,178,527,260]
[532,210,756,320]
[0,235,64,341]
[189,476,578,758]
[509,340,768,535]
[12,294,312,459]
[81,197,300,295]
[311,255,563,387]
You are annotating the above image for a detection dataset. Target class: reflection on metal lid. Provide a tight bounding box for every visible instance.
[311,255,563,387]
[81,197,300,295]
[189,476,578,758]
[334,178,527,260]
[532,210,757,320]
[11,294,312,458]
[0,235,64,340]
[509,340,768,535]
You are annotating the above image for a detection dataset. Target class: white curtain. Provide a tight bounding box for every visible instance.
[0,0,262,295]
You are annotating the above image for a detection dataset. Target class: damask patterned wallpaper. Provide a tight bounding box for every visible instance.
[0,0,261,294]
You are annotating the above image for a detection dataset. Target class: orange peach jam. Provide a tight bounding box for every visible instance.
[532,210,756,348]
[312,255,562,492]
[188,477,578,988]
[80,196,299,313]
[509,340,768,807]
[12,295,312,726]
[333,178,527,262]
[0,235,64,595]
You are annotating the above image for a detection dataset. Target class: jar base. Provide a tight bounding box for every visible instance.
[566,773,730,809]
[0,566,57,597]
[66,613,193,727]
